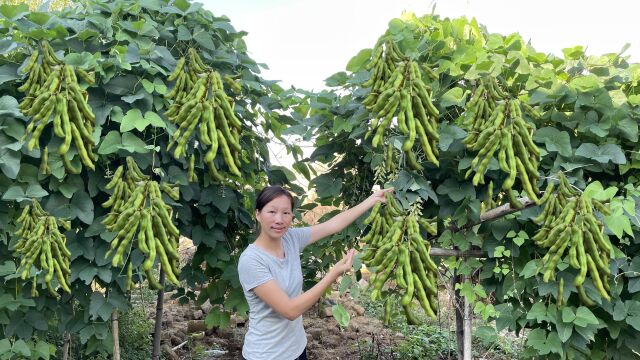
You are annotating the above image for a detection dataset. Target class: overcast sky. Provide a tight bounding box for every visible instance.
[201,0,640,91]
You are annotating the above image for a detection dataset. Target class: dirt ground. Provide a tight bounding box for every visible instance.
[150,289,403,360]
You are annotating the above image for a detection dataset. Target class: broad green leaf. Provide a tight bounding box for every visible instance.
[0,339,10,353]
[440,87,465,107]
[120,133,150,153]
[575,143,626,164]
[346,49,372,73]
[193,31,215,51]
[0,95,21,117]
[438,123,466,151]
[613,300,626,321]
[561,307,576,322]
[0,4,29,20]
[0,39,16,55]
[65,52,97,68]
[177,25,191,40]
[555,321,573,343]
[313,174,342,198]
[0,261,15,276]
[0,65,18,85]
[604,215,633,239]
[574,306,599,327]
[332,304,350,328]
[618,118,639,142]
[121,109,146,132]
[339,275,352,294]
[521,260,538,278]
[205,308,231,329]
[570,75,601,92]
[0,149,20,179]
[141,79,155,93]
[533,127,572,157]
[583,181,617,201]
[12,340,30,356]
[436,178,475,202]
[526,302,548,322]
[98,131,122,154]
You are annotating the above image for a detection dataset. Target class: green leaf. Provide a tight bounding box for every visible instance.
[120,133,150,153]
[204,308,231,329]
[555,320,573,343]
[613,300,627,321]
[604,214,633,239]
[526,302,548,322]
[0,339,10,353]
[332,304,350,328]
[574,306,599,327]
[526,329,562,356]
[562,45,584,60]
[346,49,372,73]
[521,260,538,278]
[339,275,352,294]
[12,339,30,356]
[436,178,475,202]
[617,118,638,142]
[438,123,466,151]
[64,52,97,69]
[72,191,94,225]
[193,32,215,51]
[0,149,20,179]
[26,183,48,198]
[561,307,576,322]
[526,328,547,352]
[98,131,122,155]
[0,64,18,85]
[0,39,16,55]
[177,25,191,40]
[0,261,16,276]
[570,75,601,92]
[121,108,164,132]
[533,127,572,157]
[313,174,342,198]
[583,181,618,201]
[440,87,465,107]
[89,292,113,321]
[0,4,29,20]
[33,340,53,360]
[0,95,21,117]
[575,143,626,164]
[325,72,348,87]
[141,79,154,93]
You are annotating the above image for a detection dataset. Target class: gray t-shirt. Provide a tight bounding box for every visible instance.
[238,227,312,360]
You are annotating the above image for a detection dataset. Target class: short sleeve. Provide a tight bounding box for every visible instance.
[284,227,312,252]
[238,252,273,292]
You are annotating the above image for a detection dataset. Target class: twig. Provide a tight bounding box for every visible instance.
[172,340,188,351]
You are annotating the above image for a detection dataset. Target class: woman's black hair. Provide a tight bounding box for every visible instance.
[255,185,294,211]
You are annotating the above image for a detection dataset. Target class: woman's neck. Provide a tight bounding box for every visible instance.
[254,234,284,257]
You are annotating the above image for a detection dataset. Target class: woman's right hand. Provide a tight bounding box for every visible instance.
[331,249,356,278]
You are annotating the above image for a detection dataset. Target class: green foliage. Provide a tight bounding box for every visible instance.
[0,0,305,356]
[119,307,152,360]
[302,11,640,359]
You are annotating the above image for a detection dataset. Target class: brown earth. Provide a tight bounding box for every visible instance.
[146,289,403,360]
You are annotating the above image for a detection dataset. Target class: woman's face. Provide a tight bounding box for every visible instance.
[256,195,294,239]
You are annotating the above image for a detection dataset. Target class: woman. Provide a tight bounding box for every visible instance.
[238,185,392,360]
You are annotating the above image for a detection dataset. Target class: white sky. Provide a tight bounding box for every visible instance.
[198,0,640,174]
[201,0,640,91]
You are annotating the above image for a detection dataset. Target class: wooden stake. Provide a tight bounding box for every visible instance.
[151,268,165,360]
[112,309,120,360]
